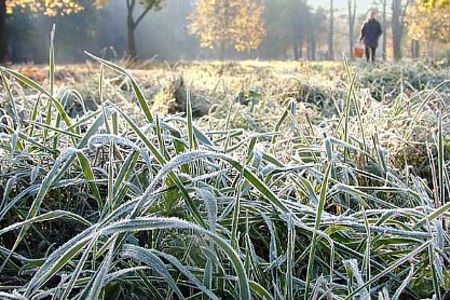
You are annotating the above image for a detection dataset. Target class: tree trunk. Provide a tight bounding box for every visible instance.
[391,0,402,61]
[427,41,434,60]
[0,0,8,63]
[292,4,301,61]
[311,33,317,60]
[382,0,387,61]
[293,40,299,61]
[293,21,300,61]
[219,41,226,62]
[411,39,419,59]
[307,36,311,60]
[327,0,334,60]
[125,0,155,59]
[391,0,410,61]
[299,36,303,59]
[297,0,307,61]
[127,13,137,59]
[347,0,356,60]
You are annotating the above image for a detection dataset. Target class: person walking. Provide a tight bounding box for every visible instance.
[359,10,383,63]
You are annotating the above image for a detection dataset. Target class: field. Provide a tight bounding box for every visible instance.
[1,55,450,300]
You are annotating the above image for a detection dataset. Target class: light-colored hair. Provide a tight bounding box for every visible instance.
[367,10,377,20]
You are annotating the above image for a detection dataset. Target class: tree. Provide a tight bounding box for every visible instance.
[0,1,6,62]
[260,0,311,60]
[0,0,88,62]
[188,0,266,60]
[417,0,450,8]
[327,0,334,60]
[410,39,420,59]
[307,7,327,60]
[0,0,83,62]
[5,0,85,15]
[292,0,301,60]
[347,0,356,60]
[2,0,164,61]
[124,0,164,59]
[95,0,166,59]
[405,2,450,57]
[291,0,311,60]
[379,0,388,61]
[382,0,387,61]
[391,0,411,61]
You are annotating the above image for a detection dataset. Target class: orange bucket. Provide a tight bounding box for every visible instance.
[354,47,364,58]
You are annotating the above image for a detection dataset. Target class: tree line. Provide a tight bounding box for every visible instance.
[0,0,448,63]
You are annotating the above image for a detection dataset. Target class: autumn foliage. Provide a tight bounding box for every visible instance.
[5,0,84,16]
[417,0,450,9]
[188,0,266,54]
[406,2,450,44]
[4,0,109,16]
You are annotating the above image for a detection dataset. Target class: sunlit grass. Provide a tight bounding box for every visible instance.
[0,53,449,299]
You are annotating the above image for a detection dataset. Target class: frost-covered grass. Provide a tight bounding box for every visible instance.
[0,51,450,299]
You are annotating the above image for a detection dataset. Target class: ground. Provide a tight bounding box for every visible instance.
[0,59,450,299]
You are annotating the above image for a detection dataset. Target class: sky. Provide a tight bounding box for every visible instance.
[311,0,375,13]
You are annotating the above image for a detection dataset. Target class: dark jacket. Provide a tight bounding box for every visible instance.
[360,19,383,48]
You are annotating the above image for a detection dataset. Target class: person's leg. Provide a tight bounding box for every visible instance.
[371,47,376,63]
[365,46,370,62]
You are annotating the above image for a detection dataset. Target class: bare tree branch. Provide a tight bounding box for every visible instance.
[135,2,155,27]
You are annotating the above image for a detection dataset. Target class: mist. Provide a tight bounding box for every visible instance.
[5,0,449,64]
